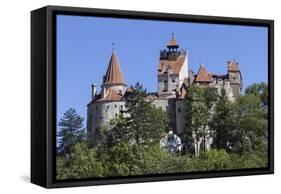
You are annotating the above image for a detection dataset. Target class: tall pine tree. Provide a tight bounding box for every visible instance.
[103,82,168,147]
[57,108,85,155]
[211,89,236,150]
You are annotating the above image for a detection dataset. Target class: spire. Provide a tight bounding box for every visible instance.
[103,51,125,85]
[167,33,179,48]
[196,64,212,82]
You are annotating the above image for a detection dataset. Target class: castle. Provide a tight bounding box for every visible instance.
[87,35,242,144]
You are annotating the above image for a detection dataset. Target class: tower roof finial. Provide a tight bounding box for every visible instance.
[112,43,115,51]
[167,33,179,48]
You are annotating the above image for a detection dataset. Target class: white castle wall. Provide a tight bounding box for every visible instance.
[157,55,188,95]
[152,99,169,111]
[102,84,126,97]
[178,55,188,87]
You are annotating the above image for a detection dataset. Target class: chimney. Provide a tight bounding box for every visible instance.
[91,84,97,99]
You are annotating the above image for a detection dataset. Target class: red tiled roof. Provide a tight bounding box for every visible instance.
[228,60,240,71]
[158,55,186,75]
[167,37,178,47]
[195,64,212,82]
[104,51,125,84]
[97,88,123,102]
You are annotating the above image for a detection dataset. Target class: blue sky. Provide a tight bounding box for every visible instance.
[57,15,268,126]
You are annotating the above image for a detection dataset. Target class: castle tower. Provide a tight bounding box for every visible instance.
[101,51,127,97]
[157,34,188,98]
[227,60,242,97]
[87,50,127,145]
[195,64,212,84]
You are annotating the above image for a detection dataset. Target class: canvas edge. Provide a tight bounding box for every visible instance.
[30,5,274,189]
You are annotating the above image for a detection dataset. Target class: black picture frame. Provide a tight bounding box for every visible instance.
[31,5,274,188]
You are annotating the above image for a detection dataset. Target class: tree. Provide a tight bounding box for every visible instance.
[231,94,268,156]
[245,82,268,107]
[56,142,103,179]
[103,82,168,147]
[184,85,218,156]
[211,89,236,150]
[57,108,85,155]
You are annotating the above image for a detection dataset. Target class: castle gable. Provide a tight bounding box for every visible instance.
[96,88,124,102]
[195,64,212,83]
[158,55,186,75]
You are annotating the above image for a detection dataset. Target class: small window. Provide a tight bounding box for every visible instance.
[115,104,117,108]
[164,80,167,83]
[172,79,176,82]
[163,89,167,92]
[95,106,98,110]
[178,108,181,113]
[121,105,123,109]
[115,113,118,117]
[107,105,109,109]
[233,77,236,80]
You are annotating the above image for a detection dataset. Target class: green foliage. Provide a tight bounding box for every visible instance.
[210,83,268,160]
[190,149,231,171]
[211,89,236,150]
[184,85,218,152]
[231,93,268,156]
[245,82,268,107]
[57,108,86,155]
[103,82,168,147]
[56,82,269,180]
[56,144,268,179]
[56,142,103,179]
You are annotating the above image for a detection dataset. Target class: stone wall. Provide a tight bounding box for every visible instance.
[176,100,187,134]
[87,101,125,144]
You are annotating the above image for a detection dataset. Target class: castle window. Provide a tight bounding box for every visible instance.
[172,79,176,82]
[96,106,98,110]
[107,105,109,109]
[115,104,117,108]
[115,113,118,117]
[121,105,123,109]
[164,80,167,83]
[163,89,167,92]
[233,77,236,80]
[178,108,181,113]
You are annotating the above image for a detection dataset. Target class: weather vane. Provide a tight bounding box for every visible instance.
[112,43,115,51]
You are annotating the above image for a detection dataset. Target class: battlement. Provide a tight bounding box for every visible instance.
[160,49,187,61]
